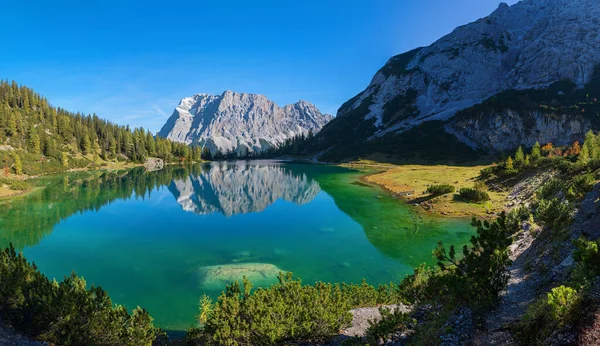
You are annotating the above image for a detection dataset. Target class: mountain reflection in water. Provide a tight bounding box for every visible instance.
[168,161,321,216]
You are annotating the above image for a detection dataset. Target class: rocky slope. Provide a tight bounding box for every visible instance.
[158,91,332,155]
[310,0,600,161]
[167,161,320,216]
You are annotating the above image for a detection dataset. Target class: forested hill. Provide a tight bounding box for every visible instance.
[0,81,201,175]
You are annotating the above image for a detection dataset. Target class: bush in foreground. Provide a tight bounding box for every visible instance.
[515,286,582,344]
[535,198,573,232]
[194,274,352,346]
[0,244,159,346]
[433,212,518,307]
[190,274,404,346]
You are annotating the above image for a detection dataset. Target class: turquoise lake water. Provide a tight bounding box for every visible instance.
[0,161,474,331]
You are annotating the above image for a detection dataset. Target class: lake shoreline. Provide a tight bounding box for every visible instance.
[3,159,506,220]
[342,160,506,219]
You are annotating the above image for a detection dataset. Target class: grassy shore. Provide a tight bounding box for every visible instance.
[344,160,507,218]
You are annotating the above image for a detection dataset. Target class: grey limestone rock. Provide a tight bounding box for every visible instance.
[158,91,332,155]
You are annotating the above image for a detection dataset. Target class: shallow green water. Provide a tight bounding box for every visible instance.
[0,161,473,331]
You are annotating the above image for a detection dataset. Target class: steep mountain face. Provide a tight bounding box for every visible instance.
[158,91,332,155]
[311,0,600,161]
[167,161,320,216]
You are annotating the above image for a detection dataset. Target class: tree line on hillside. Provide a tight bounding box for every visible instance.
[0,81,201,175]
[481,130,600,180]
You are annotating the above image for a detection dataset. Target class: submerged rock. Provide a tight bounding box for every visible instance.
[198,263,286,289]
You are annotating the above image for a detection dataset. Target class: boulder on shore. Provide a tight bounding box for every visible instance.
[144,158,164,171]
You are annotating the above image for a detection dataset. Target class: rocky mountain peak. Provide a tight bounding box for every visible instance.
[158,91,332,155]
[310,0,600,160]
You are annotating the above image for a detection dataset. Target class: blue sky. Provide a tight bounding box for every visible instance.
[2,0,518,133]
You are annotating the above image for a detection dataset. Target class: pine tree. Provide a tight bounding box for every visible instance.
[43,138,57,158]
[29,132,41,155]
[505,156,514,172]
[6,111,17,136]
[531,141,541,160]
[514,146,525,167]
[146,132,156,157]
[12,152,22,174]
[81,134,91,155]
[582,131,597,159]
[578,144,591,165]
[61,152,69,167]
[108,137,117,158]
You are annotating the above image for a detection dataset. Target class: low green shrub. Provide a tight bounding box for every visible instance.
[396,264,437,304]
[508,204,532,223]
[434,212,518,307]
[515,286,581,344]
[567,173,596,199]
[573,237,600,273]
[7,180,29,190]
[0,245,158,346]
[515,294,554,343]
[364,307,414,345]
[572,237,600,287]
[547,286,580,326]
[537,178,566,200]
[589,159,600,171]
[340,280,402,308]
[69,157,90,168]
[199,273,353,346]
[479,166,495,179]
[426,184,455,196]
[458,188,490,203]
[535,198,573,232]
[192,274,406,345]
[553,158,576,173]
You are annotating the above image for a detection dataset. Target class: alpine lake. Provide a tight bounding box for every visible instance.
[0,161,474,332]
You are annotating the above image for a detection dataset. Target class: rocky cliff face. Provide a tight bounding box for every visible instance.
[167,161,320,216]
[312,0,600,160]
[158,91,332,155]
[449,109,592,151]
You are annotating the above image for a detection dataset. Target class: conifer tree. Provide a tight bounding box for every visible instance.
[6,111,17,136]
[578,144,591,165]
[146,132,156,157]
[81,134,91,155]
[61,152,69,167]
[28,130,41,155]
[12,152,22,174]
[531,141,541,160]
[109,137,117,157]
[514,146,525,167]
[505,156,514,171]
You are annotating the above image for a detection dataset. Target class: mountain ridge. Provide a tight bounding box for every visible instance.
[158,90,332,156]
[308,0,600,161]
